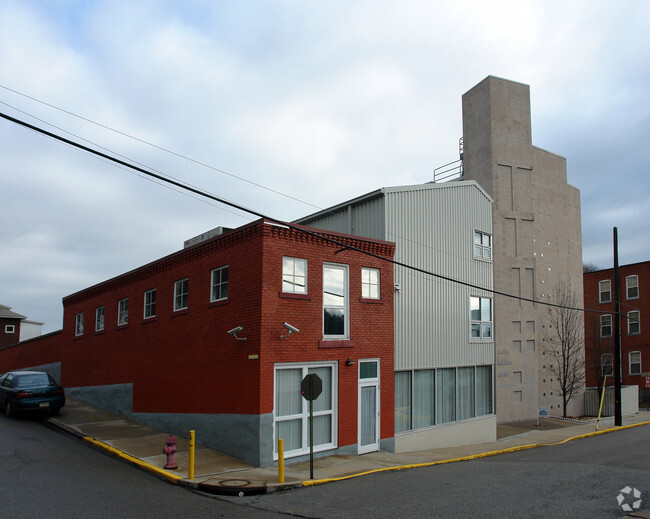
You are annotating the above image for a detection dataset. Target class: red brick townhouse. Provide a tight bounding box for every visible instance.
[0,219,395,467]
[584,261,650,405]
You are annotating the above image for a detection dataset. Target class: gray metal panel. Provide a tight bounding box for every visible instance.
[385,183,493,370]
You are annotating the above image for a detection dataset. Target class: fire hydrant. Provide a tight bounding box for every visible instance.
[163,433,178,470]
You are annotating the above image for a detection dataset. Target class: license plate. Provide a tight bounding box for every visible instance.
[39,402,49,408]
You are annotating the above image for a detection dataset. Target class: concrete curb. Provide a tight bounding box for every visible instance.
[302,420,650,487]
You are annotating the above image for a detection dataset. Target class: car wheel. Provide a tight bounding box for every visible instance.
[5,401,15,418]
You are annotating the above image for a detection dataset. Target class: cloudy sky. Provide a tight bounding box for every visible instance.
[2,0,649,333]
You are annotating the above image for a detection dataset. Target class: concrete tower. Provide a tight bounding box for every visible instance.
[461,76,584,422]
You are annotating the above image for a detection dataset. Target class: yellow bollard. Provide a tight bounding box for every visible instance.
[278,438,284,483]
[595,376,608,431]
[188,430,195,480]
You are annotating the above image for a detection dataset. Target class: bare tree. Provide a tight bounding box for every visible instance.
[583,262,600,273]
[543,280,586,417]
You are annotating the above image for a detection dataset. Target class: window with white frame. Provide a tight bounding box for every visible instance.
[174,278,189,311]
[5,325,15,334]
[628,310,641,335]
[395,365,492,433]
[144,289,157,319]
[211,266,228,302]
[626,275,639,300]
[629,351,642,375]
[95,306,105,332]
[474,231,492,260]
[75,313,84,336]
[470,297,492,339]
[361,267,380,299]
[601,353,613,376]
[118,298,128,325]
[274,363,336,459]
[282,257,307,294]
[323,264,349,338]
[600,314,612,337]
[599,280,611,303]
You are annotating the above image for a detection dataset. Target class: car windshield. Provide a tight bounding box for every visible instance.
[15,373,51,388]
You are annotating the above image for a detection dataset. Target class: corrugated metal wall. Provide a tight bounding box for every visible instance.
[298,182,493,371]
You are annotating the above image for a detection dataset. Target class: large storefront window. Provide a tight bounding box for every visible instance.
[395,365,493,433]
[274,363,336,458]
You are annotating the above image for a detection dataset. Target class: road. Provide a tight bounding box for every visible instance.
[2,413,649,518]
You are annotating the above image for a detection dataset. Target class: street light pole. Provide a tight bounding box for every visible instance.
[613,227,622,426]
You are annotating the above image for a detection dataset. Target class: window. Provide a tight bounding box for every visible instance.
[95,306,105,332]
[601,353,613,376]
[323,264,349,338]
[629,351,642,375]
[211,266,229,302]
[5,325,15,334]
[361,267,380,299]
[626,275,639,300]
[470,297,492,339]
[174,278,189,311]
[600,314,612,337]
[628,310,640,335]
[599,280,611,303]
[118,298,128,325]
[274,363,336,459]
[144,289,157,319]
[75,312,84,336]
[474,231,492,260]
[395,365,492,433]
[282,257,307,294]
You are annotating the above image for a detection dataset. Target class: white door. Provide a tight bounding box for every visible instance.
[358,360,380,454]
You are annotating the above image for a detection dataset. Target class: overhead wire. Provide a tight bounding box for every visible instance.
[1,109,623,319]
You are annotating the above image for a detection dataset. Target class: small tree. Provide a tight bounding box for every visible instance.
[543,280,586,417]
[583,262,600,273]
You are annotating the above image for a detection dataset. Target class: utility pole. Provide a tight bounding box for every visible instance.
[613,227,622,426]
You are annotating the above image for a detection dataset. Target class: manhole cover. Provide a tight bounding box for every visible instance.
[218,479,252,488]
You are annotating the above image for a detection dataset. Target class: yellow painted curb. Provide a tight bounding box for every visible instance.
[83,436,183,483]
[301,420,650,487]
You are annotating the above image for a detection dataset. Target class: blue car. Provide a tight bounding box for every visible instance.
[0,371,66,417]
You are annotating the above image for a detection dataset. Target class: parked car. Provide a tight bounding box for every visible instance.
[0,371,65,417]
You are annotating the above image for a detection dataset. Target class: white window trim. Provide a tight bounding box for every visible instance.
[323,263,350,339]
[144,289,157,319]
[273,361,338,461]
[599,280,611,303]
[600,314,612,337]
[626,275,639,300]
[174,278,189,311]
[629,351,642,375]
[358,358,380,455]
[5,324,15,334]
[627,310,641,335]
[473,230,492,261]
[210,265,229,302]
[361,267,381,299]
[470,296,493,341]
[118,298,128,326]
[75,312,84,336]
[95,306,105,332]
[282,257,308,294]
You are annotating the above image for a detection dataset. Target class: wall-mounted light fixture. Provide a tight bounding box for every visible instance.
[345,357,355,366]
[280,322,299,339]
[227,326,247,341]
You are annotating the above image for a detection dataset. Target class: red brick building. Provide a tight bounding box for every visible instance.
[0,219,395,466]
[584,261,650,404]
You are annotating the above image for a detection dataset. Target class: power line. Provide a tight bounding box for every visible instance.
[0,83,322,210]
[0,110,615,317]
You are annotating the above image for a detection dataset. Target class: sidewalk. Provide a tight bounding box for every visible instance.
[46,398,650,496]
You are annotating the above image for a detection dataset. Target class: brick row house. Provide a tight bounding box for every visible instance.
[0,219,396,466]
[584,261,650,405]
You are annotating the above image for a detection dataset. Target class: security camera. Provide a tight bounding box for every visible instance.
[283,322,299,334]
[227,326,244,336]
